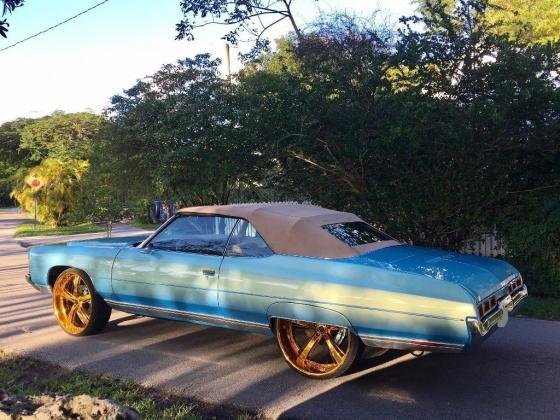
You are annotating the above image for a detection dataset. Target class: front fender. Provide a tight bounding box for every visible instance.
[266,302,355,332]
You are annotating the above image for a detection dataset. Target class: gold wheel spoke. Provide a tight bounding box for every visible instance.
[76,306,90,325]
[296,332,322,366]
[292,320,313,329]
[78,293,91,303]
[67,303,79,325]
[72,275,81,294]
[61,289,77,302]
[325,337,345,365]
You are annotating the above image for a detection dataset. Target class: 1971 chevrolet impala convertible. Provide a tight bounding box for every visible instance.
[26,203,528,378]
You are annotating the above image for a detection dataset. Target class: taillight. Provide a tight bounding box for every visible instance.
[509,276,523,293]
[478,294,499,319]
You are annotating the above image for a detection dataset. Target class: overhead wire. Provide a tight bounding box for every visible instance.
[0,0,110,53]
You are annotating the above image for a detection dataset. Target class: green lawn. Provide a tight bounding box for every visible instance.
[518,296,560,321]
[15,222,105,238]
[130,220,162,230]
[0,349,258,420]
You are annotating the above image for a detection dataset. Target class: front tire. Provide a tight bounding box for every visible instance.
[52,268,111,336]
[275,318,362,379]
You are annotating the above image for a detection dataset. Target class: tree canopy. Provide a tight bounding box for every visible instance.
[0,0,24,38]
[3,0,559,296]
[176,0,309,58]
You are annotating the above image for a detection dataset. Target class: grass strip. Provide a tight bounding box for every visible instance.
[15,222,105,238]
[130,220,162,230]
[0,349,259,420]
[518,296,560,321]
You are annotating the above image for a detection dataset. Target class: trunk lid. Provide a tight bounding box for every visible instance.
[354,245,519,301]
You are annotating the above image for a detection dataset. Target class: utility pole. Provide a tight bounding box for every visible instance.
[224,43,231,82]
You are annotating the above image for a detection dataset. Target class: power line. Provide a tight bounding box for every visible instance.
[0,0,110,53]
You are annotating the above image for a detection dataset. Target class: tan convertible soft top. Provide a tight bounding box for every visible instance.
[178,203,400,258]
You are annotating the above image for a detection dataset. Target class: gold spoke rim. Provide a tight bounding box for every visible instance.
[276,319,351,376]
[325,337,345,364]
[296,332,322,368]
[53,271,92,334]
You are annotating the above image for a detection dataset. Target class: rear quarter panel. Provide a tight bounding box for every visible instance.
[28,244,122,298]
[218,254,477,347]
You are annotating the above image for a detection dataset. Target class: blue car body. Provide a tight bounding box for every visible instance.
[27,218,528,354]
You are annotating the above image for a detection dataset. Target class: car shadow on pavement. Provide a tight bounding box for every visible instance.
[3,280,559,420]
[275,322,560,419]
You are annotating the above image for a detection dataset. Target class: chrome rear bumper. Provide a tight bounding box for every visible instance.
[467,285,528,338]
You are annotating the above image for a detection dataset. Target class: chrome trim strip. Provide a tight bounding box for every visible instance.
[105,300,271,334]
[478,274,522,302]
[360,334,464,353]
[138,215,178,249]
[220,289,464,321]
[25,273,50,293]
[468,285,528,337]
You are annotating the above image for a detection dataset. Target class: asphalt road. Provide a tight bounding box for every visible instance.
[1,209,559,419]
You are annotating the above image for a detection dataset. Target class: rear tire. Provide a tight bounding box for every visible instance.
[52,268,111,336]
[275,318,362,379]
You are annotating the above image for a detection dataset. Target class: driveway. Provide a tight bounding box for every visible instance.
[1,209,559,419]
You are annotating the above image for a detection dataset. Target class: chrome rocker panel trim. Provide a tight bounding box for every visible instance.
[25,273,50,293]
[360,334,464,353]
[105,300,272,335]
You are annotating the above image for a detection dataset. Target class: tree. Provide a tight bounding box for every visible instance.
[176,0,310,58]
[19,112,107,162]
[237,3,559,255]
[0,118,32,205]
[0,0,23,38]
[10,158,90,226]
[486,0,560,45]
[415,0,560,45]
[108,54,266,206]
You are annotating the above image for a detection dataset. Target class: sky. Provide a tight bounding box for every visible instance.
[0,0,415,123]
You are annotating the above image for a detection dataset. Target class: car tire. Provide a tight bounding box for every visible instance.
[275,318,363,379]
[52,268,112,336]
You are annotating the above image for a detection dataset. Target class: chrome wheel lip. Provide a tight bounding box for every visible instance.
[276,318,351,378]
[52,271,92,335]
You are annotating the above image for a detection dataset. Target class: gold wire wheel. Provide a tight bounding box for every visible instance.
[276,318,356,378]
[52,271,93,335]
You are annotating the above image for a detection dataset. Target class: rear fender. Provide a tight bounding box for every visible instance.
[267,302,354,332]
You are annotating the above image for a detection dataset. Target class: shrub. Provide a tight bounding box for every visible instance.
[10,158,89,227]
[498,197,560,297]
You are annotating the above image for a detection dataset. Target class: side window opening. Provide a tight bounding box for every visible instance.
[225,220,273,257]
[148,215,237,255]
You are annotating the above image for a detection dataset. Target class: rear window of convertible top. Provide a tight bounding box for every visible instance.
[322,222,392,247]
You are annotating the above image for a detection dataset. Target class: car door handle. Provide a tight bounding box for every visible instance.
[202,268,215,276]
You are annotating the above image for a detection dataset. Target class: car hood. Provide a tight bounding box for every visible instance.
[347,245,519,301]
[66,235,150,248]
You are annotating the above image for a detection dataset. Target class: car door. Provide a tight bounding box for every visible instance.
[111,215,237,316]
[217,219,276,325]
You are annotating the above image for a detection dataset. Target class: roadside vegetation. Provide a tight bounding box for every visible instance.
[0,349,259,420]
[0,0,559,304]
[14,222,104,238]
[130,220,162,230]
[518,297,560,321]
